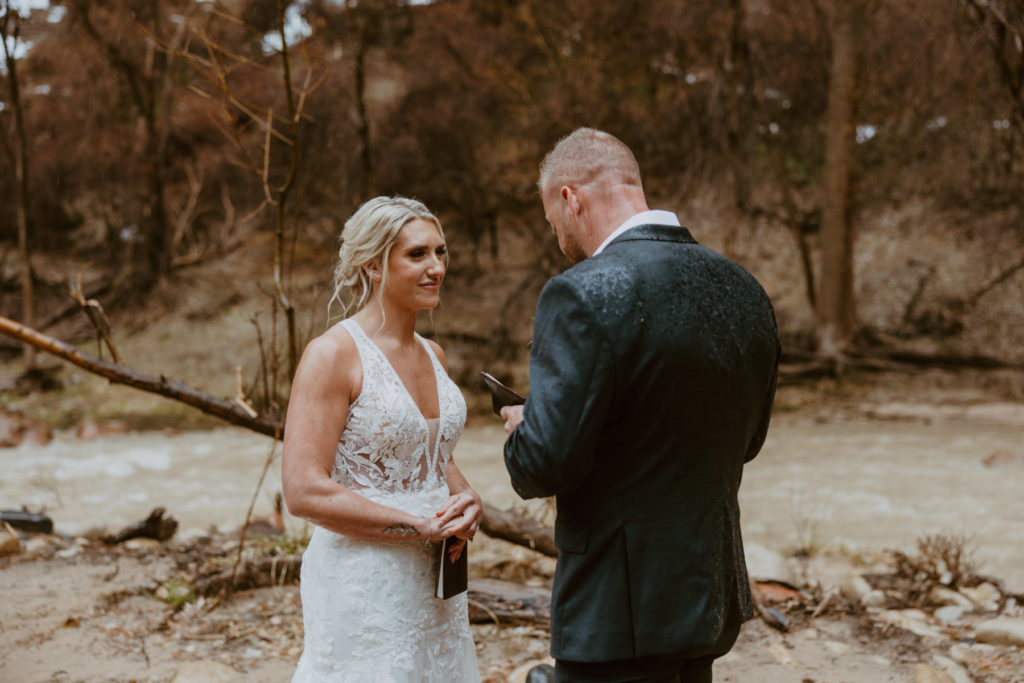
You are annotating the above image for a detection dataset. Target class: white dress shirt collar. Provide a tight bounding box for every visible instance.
[592,210,681,257]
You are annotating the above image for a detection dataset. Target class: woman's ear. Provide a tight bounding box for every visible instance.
[363,260,382,281]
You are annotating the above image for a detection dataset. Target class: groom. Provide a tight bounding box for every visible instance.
[501,128,781,682]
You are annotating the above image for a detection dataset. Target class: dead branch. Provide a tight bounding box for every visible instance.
[0,315,282,437]
[467,578,551,626]
[480,503,557,558]
[71,272,121,363]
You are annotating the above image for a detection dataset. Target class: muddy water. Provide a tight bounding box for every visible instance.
[3,414,1022,591]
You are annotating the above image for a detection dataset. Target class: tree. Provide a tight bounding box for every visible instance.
[1,0,34,368]
[816,0,865,366]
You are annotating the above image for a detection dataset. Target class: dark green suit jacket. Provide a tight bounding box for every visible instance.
[504,223,780,662]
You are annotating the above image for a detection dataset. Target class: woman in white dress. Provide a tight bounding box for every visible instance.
[282,196,482,682]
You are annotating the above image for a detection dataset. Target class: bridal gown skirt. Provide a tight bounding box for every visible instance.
[291,487,480,683]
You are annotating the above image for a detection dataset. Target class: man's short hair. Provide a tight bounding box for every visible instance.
[538,128,643,194]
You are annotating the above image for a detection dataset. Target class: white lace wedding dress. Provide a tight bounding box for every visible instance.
[291,319,480,683]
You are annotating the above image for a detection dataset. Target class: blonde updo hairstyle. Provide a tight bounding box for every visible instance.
[329,196,446,322]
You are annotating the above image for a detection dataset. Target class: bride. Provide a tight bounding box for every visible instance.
[282,196,482,682]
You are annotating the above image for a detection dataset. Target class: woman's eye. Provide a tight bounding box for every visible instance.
[410,249,425,258]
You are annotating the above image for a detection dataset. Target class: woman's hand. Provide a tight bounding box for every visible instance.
[433,489,483,561]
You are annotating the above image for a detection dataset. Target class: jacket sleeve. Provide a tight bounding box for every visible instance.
[503,275,614,499]
[745,311,781,463]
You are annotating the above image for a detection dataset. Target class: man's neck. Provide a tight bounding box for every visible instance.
[584,187,648,257]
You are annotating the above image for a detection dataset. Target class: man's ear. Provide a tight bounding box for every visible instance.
[561,186,581,217]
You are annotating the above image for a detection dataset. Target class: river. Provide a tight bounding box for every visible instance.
[3,411,1022,591]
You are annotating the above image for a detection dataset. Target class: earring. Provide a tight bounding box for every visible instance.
[369,271,381,281]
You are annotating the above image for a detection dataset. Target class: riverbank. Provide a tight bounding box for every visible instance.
[3,368,1024,680]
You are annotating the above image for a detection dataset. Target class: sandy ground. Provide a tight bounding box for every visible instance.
[2,530,1023,683]
[3,370,1024,682]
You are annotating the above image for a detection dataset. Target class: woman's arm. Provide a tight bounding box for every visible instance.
[281,330,451,542]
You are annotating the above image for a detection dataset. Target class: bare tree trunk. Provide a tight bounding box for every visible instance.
[2,4,35,369]
[817,0,861,365]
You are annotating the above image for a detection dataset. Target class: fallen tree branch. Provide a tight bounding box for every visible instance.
[0,315,282,437]
[480,503,557,557]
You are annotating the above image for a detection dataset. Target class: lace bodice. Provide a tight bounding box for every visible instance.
[333,319,466,496]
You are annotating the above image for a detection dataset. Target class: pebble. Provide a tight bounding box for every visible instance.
[0,528,20,556]
[876,609,943,639]
[929,586,974,609]
[839,570,873,603]
[824,640,853,655]
[960,583,1001,611]
[862,589,888,607]
[913,663,955,683]
[974,617,1024,647]
[933,606,965,624]
[929,654,972,683]
[765,642,798,667]
[744,543,796,584]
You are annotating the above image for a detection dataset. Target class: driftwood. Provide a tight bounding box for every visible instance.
[103,507,178,544]
[480,503,557,558]
[0,509,53,534]
[195,554,303,596]
[0,315,282,437]
[467,577,551,626]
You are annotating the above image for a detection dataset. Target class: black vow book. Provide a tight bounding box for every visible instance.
[435,536,468,599]
[480,371,526,417]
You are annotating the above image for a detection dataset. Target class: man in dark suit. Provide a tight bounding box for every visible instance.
[500,128,781,683]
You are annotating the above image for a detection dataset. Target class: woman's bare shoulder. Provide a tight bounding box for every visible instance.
[425,338,448,371]
[297,324,362,381]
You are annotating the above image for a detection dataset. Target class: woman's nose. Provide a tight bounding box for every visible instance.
[427,254,445,275]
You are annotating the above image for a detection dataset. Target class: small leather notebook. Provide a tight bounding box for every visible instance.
[435,536,468,599]
[480,371,526,416]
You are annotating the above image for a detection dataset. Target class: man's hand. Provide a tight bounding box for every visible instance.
[500,405,524,434]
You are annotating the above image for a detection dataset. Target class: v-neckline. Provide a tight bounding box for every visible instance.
[348,320,442,423]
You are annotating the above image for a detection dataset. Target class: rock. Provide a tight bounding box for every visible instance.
[824,640,853,655]
[170,661,241,682]
[933,606,965,624]
[974,617,1024,647]
[765,641,798,667]
[930,654,971,683]
[0,528,21,556]
[960,583,1001,611]
[862,589,888,608]
[124,537,163,550]
[507,658,556,683]
[913,663,955,683]
[876,609,943,639]
[24,536,57,555]
[744,543,796,584]
[929,586,974,609]
[840,570,873,603]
